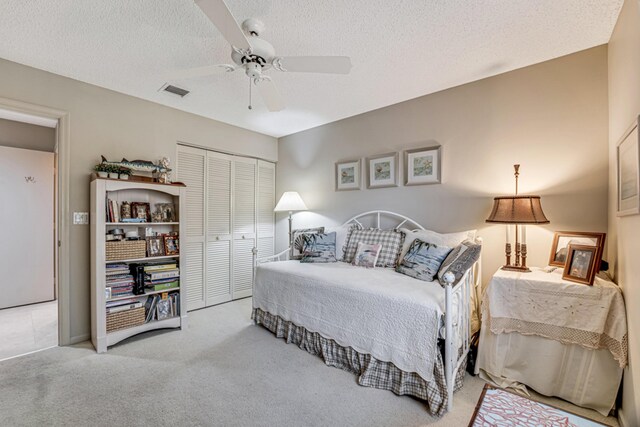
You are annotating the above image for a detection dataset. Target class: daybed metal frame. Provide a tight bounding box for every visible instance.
[252,210,481,412]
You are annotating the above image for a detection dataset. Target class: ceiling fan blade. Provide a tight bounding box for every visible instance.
[273,56,352,74]
[195,0,251,51]
[255,79,285,112]
[166,64,235,80]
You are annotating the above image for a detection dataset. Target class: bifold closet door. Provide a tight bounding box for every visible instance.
[232,157,256,300]
[177,146,206,311]
[257,160,275,259]
[205,151,233,306]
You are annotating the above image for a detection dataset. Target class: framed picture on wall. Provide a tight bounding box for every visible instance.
[335,159,361,191]
[617,116,640,216]
[404,146,441,185]
[366,152,399,189]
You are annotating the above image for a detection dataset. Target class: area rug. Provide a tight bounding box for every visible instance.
[468,384,607,426]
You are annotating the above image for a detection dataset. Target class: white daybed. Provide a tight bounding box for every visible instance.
[252,211,481,416]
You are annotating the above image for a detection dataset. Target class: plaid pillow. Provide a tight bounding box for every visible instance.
[343,229,405,267]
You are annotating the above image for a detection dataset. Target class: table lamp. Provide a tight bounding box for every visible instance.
[486,165,550,272]
[274,191,308,252]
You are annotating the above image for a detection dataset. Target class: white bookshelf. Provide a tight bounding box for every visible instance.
[90,177,187,353]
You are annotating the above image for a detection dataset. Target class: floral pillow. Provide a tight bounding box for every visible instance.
[352,242,382,268]
[300,232,337,263]
[396,239,452,282]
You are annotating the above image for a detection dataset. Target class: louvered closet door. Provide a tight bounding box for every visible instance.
[205,151,233,306]
[177,146,206,311]
[257,160,275,259]
[232,157,257,299]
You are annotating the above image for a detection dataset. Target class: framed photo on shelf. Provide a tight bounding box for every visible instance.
[335,159,361,191]
[562,244,598,285]
[404,146,441,185]
[164,235,179,255]
[146,236,165,257]
[154,203,175,222]
[616,116,639,216]
[131,202,151,222]
[548,231,606,268]
[366,152,399,189]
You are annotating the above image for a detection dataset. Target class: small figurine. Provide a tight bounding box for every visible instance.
[158,157,171,184]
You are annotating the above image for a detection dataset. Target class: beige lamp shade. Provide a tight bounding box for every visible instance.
[486,195,550,224]
[274,191,308,212]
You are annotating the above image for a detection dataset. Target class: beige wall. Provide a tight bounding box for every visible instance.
[0,118,55,152]
[608,0,640,425]
[277,46,609,287]
[0,58,277,344]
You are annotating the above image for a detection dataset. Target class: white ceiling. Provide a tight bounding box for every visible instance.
[0,1,623,138]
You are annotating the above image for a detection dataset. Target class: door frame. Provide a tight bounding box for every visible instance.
[0,97,71,345]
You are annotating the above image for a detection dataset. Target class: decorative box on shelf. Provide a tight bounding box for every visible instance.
[90,176,187,353]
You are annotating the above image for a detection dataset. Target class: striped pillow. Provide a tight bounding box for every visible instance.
[343,228,405,267]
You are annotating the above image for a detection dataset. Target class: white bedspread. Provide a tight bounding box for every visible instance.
[253,261,446,381]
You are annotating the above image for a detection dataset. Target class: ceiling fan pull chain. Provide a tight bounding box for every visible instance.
[248,77,252,110]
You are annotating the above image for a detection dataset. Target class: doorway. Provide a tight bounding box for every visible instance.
[0,111,59,360]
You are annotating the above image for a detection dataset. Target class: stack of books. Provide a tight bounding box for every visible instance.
[106,298,142,314]
[105,263,134,299]
[144,262,179,291]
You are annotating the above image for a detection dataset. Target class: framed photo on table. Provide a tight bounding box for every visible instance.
[366,152,399,189]
[616,116,639,216]
[548,231,606,268]
[335,159,361,191]
[404,146,441,185]
[562,244,598,285]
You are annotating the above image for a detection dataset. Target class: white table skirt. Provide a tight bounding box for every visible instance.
[475,326,622,415]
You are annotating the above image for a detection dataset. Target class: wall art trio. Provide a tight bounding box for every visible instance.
[335,145,441,191]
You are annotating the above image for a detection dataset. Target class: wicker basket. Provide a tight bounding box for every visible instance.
[106,306,146,332]
[105,240,146,261]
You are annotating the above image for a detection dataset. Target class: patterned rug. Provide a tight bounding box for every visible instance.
[468,384,607,427]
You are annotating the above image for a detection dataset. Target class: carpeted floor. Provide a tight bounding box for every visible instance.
[0,298,618,427]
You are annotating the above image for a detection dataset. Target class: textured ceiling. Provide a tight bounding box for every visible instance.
[0,1,623,138]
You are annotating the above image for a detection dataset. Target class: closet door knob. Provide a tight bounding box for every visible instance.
[216,236,220,241]
[242,235,245,239]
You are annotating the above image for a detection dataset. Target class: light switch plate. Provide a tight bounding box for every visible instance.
[73,212,89,225]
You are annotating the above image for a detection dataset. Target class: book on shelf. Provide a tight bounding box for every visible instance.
[106,298,140,308]
[121,218,145,223]
[143,262,178,272]
[106,301,143,314]
[146,280,179,291]
[145,269,179,280]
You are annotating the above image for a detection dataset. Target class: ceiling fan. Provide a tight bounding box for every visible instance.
[170,0,353,112]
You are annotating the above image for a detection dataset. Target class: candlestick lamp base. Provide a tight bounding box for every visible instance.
[501,265,531,272]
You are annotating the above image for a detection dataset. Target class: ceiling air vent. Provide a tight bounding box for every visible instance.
[159,83,190,98]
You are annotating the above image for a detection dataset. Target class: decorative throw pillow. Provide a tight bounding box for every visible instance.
[398,228,476,261]
[437,239,482,287]
[343,229,405,267]
[300,232,338,263]
[352,242,382,268]
[291,227,324,260]
[325,223,361,261]
[396,239,452,282]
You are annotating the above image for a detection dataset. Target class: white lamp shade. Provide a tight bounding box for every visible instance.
[274,191,307,212]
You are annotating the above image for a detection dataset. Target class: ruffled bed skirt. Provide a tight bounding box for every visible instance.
[252,308,466,417]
